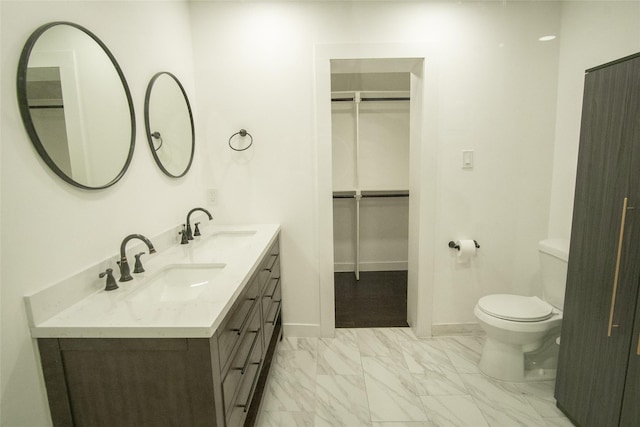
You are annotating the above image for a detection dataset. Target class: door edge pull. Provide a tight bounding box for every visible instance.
[608,197,628,337]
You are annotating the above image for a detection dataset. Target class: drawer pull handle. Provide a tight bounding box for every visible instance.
[265,278,280,299]
[239,328,261,375]
[267,301,282,325]
[264,254,279,272]
[231,298,258,336]
[236,359,263,413]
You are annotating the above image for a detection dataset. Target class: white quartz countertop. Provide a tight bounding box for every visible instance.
[25,224,280,339]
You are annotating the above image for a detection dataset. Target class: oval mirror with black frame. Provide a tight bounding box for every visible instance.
[16,21,135,190]
[144,72,194,178]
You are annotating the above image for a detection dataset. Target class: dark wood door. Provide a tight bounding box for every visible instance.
[620,307,640,426]
[555,54,640,427]
[618,54,640,427]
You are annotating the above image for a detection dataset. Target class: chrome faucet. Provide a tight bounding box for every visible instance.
[117,234,156,282]
[186,208,213,241]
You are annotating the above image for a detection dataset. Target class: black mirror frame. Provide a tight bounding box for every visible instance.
[16,21,136,190]
[144,71,195,178]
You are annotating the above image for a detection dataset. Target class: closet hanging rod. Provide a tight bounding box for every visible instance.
[362,190,409,198]
[331,97,410,102]
[364,97,410,102]
[332,190,409,199]
[332,191,356,199]
[29,105,64,109]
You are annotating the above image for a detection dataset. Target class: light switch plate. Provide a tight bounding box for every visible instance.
[462,150,474,169]
[206,188,217,204]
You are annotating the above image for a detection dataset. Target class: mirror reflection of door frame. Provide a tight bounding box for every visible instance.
[29,51,88,183]
[314,44,437,340]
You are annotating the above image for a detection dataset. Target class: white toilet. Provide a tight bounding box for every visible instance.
[474,239,569,382]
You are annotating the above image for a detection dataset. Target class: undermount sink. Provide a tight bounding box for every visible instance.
[200,230,257,254]
[129,264,226,302]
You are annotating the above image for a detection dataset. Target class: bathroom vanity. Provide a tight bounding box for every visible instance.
[26,224,281,427]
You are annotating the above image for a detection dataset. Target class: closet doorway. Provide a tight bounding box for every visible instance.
[331,61,410,328]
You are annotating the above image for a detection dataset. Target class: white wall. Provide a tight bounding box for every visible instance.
[190,1,325,334]
[547,1,640,240]
[190,0,563,333]
[0,1,201,425]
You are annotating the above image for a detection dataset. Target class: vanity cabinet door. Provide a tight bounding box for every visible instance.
[39,338,218,427]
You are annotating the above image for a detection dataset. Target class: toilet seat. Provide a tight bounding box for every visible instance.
[478,294,553,322]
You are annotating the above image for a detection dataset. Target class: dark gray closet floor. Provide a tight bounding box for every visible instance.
[334,270,409,328]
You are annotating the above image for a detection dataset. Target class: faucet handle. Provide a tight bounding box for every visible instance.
[194,222,201,237]
[133,252,146,273]
[99,268,119,291]
[179,224,189,245]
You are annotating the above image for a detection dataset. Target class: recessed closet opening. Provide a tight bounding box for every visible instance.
[331,60,411,328]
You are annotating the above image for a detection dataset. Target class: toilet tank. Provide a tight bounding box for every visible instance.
[538,238,569,310]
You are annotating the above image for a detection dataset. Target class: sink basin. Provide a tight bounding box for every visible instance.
[129,264,226,302]
[200,230,257,255]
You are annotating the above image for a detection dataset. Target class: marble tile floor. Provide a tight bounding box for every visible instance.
[256,328,573,427]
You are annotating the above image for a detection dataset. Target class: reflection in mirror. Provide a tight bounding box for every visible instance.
[27,67,72,176]
[144,72,195,178]
[17,22,135,190]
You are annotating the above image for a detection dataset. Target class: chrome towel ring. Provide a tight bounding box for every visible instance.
[228,129,253,151]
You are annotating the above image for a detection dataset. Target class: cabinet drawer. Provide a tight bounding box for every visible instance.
[261,252,279,293]
[225,335,263,427]
[268,256,280,281]
[262,277,282,344]
[265,253,279,277]
[218,275,261,371]
[269,238,280,256]
[222,306,261,421]
[262,277,281,310]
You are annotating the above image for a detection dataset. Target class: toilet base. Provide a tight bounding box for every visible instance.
[478,333,559,382]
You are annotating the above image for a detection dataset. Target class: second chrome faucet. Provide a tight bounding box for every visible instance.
[118,234,156,282]
[181,207,213,244]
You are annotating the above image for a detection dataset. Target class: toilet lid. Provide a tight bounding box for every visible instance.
[478,294,554,322]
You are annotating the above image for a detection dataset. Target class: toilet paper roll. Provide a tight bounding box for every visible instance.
[456,239,477,261]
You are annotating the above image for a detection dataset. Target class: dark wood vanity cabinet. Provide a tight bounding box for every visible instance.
[38,236,282,427]
[555,54,640,427]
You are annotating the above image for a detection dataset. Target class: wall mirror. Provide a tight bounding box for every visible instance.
[144,72,194,178]
[16,22,135,190]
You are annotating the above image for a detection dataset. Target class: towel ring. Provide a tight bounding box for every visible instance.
[228,129,253,152]
[151,131,163,152]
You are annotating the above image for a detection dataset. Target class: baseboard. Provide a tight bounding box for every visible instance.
[334,261,408,272]
[283,323,483,338]
[431,323,484,336]
[282,323,322,338]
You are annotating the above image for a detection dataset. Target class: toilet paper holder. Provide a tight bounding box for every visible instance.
[448,240,480,250]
